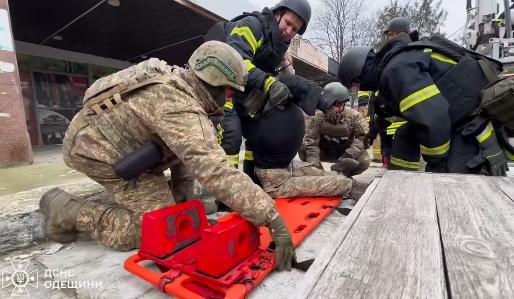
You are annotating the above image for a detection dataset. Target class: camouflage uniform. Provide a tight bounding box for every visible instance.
[300,108,370,175]
[63,59,278,251]
[255,159,352,198]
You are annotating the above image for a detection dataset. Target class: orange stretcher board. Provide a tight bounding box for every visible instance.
[124,196,341,299]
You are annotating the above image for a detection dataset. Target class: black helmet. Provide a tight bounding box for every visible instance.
[271,0,311,35]
[383,17,411,34]
[337,46,373,88]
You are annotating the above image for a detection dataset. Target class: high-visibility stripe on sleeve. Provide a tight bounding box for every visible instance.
[420,140,450,156]
[244,150,254,161]
[358,91,371,97]
[230,26,263,54]
[399,84,440,112]
[423,48,457,65]
[243,59,256,72]
[391,157,420,170]
[223,101,233,110]
[386,121,407,135]
[227,154,240,167]
[264,76,276,92]
[476,122,494,143]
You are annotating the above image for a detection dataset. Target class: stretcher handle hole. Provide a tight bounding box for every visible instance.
[305,212,320,220]
[294,225,306,233]
[287,199,296,203]
[321,205,333,209]
[301,201,310,206]
[178,218,193,235]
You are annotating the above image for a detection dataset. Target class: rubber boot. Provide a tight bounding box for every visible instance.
[39,188,87,243]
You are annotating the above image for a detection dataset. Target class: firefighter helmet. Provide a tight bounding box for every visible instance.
[337,46,373,88]
[271,0,312,35]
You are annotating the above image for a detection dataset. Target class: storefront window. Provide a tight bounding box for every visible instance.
[17,54,120,145]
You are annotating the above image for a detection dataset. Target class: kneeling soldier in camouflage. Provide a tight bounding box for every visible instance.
[39,41,295,271]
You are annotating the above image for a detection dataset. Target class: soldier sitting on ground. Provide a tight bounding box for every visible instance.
[39,41,295,271]
[299,83,370,177]
[240,75,368,200]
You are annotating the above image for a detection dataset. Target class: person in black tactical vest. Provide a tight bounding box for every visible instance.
[338,33,510,176]
[206,0,311,180]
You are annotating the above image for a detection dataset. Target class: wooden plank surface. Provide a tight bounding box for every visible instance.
[433,174,514,298]
[297,171,447,299]
[295,177,382,298]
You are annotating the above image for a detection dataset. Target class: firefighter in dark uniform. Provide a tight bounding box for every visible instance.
[338,33,509,175]
[213,0,312,178]
[367,17,414,167]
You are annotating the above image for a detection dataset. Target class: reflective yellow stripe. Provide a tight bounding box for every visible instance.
[264,76,276,92]
[223,101,233,110]
[420,140,450,156]
[244,150,254,161]
[216,123,224,145]
[227,154,239,167]
[374,91,380,96]
[230,26,262,54]
[243,59,256,72]
[391,157,420,169]
[476,122,494,143]
[400,84,440,112]
[358,91,371,97]
[386,121,407,135]
[423,48,457,65]
[505,149,514,161]
[387,121,407,129]
[431,52,457,65]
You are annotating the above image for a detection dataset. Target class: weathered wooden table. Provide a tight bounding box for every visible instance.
[296,170,514,298]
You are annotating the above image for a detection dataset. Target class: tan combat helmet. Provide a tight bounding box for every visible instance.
[188,41,247,92]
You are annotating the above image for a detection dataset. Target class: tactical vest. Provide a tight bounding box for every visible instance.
[319,121,352,148]
[82,59,170,156]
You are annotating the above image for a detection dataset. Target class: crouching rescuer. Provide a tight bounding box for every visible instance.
[39,41,296,271]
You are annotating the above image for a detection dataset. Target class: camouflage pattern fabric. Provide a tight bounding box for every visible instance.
[301,108,369,169]
[63,59,278,251]
[255,160,352,198]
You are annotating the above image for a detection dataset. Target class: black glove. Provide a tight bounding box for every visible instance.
[264,80,291,113]
[467,125,508,176]
[269,215,296,271]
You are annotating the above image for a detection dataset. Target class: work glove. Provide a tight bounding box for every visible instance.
[466,124,508,176]
[331,158,359,177]
[263,80,292,113]
[342,148,361,160]
[268,215,296,271]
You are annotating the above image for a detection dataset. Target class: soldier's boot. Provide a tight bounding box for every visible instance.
[39,188,87,243]
[349,179,370,201]
[331,158,359,177]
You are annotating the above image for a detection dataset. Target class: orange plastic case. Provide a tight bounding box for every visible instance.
[124,196,341,298]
